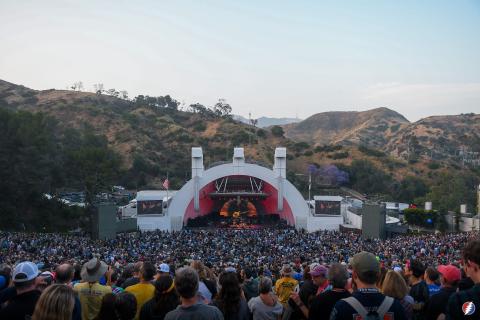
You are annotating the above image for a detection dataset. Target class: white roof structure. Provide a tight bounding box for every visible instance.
[313,195,343,202]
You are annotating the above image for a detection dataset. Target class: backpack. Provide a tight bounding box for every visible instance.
[343,296,394,320]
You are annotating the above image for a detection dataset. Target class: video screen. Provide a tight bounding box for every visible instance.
[137,200,163,215]
[315,200,341,215]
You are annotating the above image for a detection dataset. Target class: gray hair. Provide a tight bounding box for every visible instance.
[328,263,349,289]
[259,276,273,294]
[174,267,199,299]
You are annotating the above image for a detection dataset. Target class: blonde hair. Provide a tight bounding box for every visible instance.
[190,260,207,279]
[32,284,75,320]
[382,270,409,299]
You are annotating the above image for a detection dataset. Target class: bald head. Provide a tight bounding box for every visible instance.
[56,263,74,284]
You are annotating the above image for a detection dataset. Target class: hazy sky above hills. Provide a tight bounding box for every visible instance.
[1,1,479,121]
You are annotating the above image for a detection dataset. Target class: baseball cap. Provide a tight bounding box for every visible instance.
[438,265,461,283]
[158,263,170,273]
[13,261,39,283]
[351,252,380,275]
[393,266,403,273]
[309,262,320,270]
[309,265,328,277]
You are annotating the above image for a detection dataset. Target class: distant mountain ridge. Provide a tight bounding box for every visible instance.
[282,107,479,163]
[283,107,410,148]
[233,114,301,127]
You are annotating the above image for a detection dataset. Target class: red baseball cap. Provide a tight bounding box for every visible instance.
[438,265,461,283]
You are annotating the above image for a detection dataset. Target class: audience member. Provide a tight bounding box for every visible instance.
[248,277,283,320]
[424,267,440,296]
[330,252,406,320]
[74,258,112,320]
[382,270,413,320]
[115,292,138,320]
[125,261,156,319]
[164,267,223,320]
[275,265,298,308]
[32,284,76,320]
[407,259,429,320]
[140,275,179,320]
[213,271,250,320]
[308,263,350,320]
[446,239,480,319]
[0,261,42,320]
[425,265,460,320]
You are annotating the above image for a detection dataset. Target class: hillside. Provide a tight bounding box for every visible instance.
[0,80,291,188]
[282,108,410,148]
[386,113,480,163]
[0,79,478,212]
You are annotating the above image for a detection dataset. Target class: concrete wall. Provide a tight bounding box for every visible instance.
[345,209,362,229]
[137,215,171,231]
[306,215,343,232]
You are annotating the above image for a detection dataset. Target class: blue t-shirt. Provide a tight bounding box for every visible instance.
[427,283,440,296]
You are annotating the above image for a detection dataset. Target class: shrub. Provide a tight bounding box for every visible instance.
[427,162,440,170]
[358,145,386,157]
[331,151,349,159]
[256,129,266,138]
[193,122,207,132]
[271,125,284,137]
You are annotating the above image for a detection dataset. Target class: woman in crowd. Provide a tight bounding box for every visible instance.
[213,271,250,320]
[140,275,179,320]
[115,292,137,320]
[248,277,283,320]
[32,284,75,320]
[190,260,217,302]
[382,270,414,320]
[94,293,117,320]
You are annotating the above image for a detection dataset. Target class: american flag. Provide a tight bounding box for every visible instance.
[162,179,170,190]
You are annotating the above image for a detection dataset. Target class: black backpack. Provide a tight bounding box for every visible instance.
[342,296,394,320]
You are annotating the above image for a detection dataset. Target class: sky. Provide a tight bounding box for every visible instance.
[0,0,479,122]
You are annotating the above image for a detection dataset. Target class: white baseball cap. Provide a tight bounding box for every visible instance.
[158,263,170,273]
[13,261,39,283]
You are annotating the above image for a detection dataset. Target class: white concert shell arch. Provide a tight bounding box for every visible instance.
[167,147,310,231]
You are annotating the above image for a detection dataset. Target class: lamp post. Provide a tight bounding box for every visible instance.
[295,172,312,209]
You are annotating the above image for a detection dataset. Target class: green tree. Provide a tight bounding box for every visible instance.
[424,172,477,213]
[213,99,232,118]
[271,125,284,137]
[394,176,428,203]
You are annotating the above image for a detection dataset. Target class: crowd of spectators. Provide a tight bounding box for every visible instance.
[0,228,479,319]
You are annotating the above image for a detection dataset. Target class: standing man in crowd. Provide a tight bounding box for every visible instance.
[122,262,143,289]
[242,268,259,302]
[330,252,406,320]
[164,267,223,320]
[0,261,42,320]
[406,259,429,320]
[74,258,112,320]
[308,263,350,320]
[425,264,460,320]
[447,239,480,319]
[56,263,82,320]
[275,264,299,308]
[125,261,156,319]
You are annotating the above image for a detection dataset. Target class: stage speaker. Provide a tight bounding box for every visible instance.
[362,203,386,240]
[91,204,117,240]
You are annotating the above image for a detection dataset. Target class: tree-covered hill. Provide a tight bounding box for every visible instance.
[0,79,478,232]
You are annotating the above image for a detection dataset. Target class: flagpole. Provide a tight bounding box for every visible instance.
[166,172,169,213]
